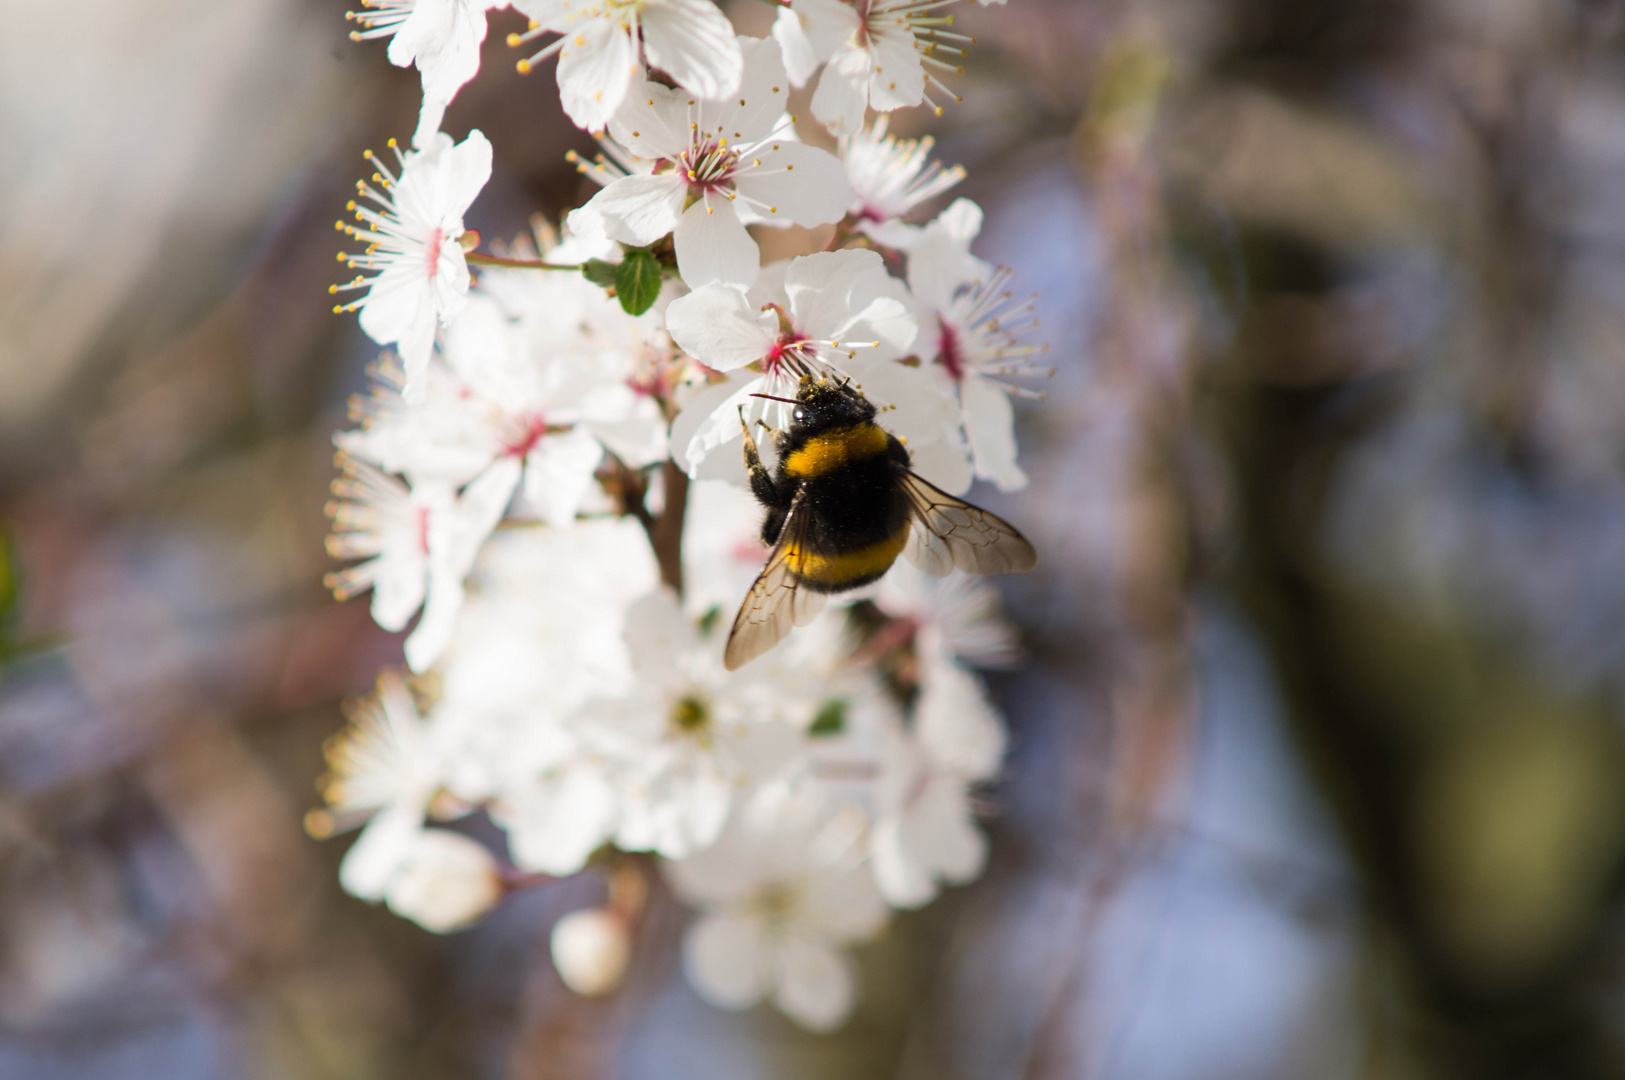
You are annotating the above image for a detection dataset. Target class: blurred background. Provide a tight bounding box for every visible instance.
[7,0,1625,1076]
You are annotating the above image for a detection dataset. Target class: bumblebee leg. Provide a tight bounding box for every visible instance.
[739,408,782,510]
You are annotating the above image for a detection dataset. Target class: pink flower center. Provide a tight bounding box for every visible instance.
[678,140,739,194]
[502,414,551,458]
[938,322,966,382]
[415,505,432,555]
[764,332,809,375]
[425,226,445,281]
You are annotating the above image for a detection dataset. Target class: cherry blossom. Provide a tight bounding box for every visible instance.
[811,0,977,137]
[840,115,965,248]
[665,249,916,478]
[906,197,1051,491]
[567,36,853,288]
[870,656,1004,907]
[332,129,492,403]
[322,455,514,671]
[510,0,742,132]
[666,796,889,1030]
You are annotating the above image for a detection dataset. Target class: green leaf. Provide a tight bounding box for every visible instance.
[809,699,848,738]
[582,258,619,289]
[615,248,663,316]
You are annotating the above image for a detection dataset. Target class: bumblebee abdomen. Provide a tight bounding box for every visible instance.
[779,422,891,480]
[782,520,910,593]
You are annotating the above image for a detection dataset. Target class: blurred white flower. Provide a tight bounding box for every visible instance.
[510,0,741,132]
[347,0,510,139]
[383,828,505,932]
[323,456,513,671]
[870,656,1003,907]
[432,520,659,874]
[575,591,809,859]
[840,116,965,249]
[315,670,449,900]
[551,908,634,995]
[333,130,493,403]
[875,562,1021,669]
[906,198,1051,492]
[810,0,973,136]
[666,797,889,1030]
[665,249,916,478]
[567,37,852,288]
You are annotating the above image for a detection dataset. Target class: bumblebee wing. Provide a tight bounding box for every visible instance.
[901,471,1038,578]
[724,492,828,671]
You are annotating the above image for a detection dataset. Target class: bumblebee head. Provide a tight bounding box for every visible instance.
[792,375,877,431]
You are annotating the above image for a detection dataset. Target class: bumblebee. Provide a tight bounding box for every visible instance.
[725,375,1037,670]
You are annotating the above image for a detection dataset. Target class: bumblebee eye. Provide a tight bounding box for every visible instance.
[793,408,805,422]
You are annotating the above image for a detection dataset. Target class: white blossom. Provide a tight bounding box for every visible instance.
[874,562,1020,670]
[333,130,493,403]
[665,249,915,479]
[840,115,965,249]
[567,36,853,289]
[551,908,634,994]
[510,0,742,133]
[338,279,666,533]
[314,670,450,900]
[870,656,1003,907]
[905,197,1050,492]
[810,0,975,137]
[575,590,849,859]
[433,520,659,873]
[666,796,889,1030]
[383,828,505,932]
[323,455,513,671]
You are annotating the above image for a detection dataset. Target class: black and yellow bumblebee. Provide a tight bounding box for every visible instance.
[725,375,1037,670]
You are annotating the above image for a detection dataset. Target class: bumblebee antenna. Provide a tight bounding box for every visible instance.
[748,393,798,404]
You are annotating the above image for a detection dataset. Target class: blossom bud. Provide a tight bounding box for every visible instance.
[550,908,632,996]
[383,830,503,934]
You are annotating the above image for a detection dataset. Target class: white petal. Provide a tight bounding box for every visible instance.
[665,283,777,370]
[904,436,973,495]
[670,372,764,478]
[734,141,853,229]
[674,197,760,288]
[684,913,772,1010]
[810,46,870,137]
[640,0,742,100]
[774,937,857,1031]
[339,805,422,902]
[383,829,503,933]
[917,657,1007,778]
[524,428,604,526]
[773,0,860,86]
[961,375,1028,492]
[907,780,988,885]
[871,813,937,908]
[557,16,638,132]
[782,248,883,337]
[577,174,688,247]
[908,198,992,310]
[505,768,620,875]
[415,0,493,105]
[607,80,693,159]
[702,36,793,145]
[865,23,925,112]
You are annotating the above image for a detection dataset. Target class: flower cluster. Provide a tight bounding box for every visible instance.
[323,0,1046,1030]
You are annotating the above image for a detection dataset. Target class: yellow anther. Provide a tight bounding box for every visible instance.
[506,32,521,46]
[517,58,533,73]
